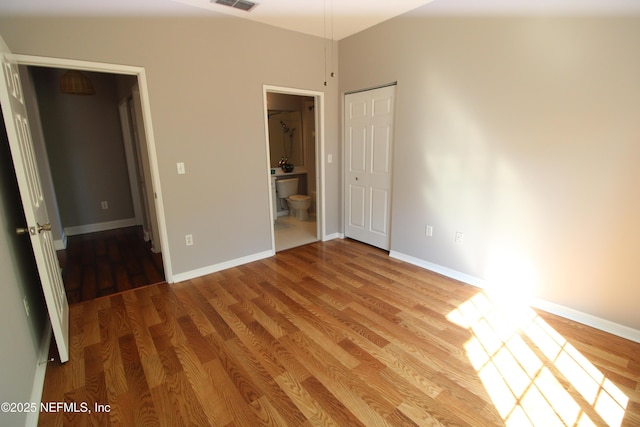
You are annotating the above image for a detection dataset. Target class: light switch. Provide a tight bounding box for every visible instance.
[327,154,333,164]
[177,162,185,175]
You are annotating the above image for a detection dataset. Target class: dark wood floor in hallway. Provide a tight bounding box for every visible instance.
[57,226,164,304]
[40,239,640,426]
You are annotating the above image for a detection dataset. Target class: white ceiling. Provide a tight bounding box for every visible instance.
[173,0,436,40]
[1,0,639,40]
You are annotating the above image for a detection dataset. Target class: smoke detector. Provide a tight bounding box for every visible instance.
[211,0,258,12]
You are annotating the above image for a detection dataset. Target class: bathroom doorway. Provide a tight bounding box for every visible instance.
[263,85,324,252]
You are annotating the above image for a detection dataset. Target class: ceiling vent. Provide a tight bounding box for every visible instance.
[212,0,258,12]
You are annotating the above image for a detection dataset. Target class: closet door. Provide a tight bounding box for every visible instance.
[344,85,395,250]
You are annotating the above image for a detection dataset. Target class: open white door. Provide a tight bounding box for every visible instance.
[0,36,69,362]
[344,85,396,250]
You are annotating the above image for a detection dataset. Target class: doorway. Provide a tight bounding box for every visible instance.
[263,85,325,252]
[24,66,165,303]
[15,54,173,290]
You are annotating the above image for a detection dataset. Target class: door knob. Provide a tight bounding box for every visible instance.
[16,226,33,235]
[16,223,51,235]
[37,223,52,233]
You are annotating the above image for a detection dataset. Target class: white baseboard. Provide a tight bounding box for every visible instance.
[530,297,640,344]
[323,232,344,241]
[26,326,52,427]
[54,233,67,251]
[390,251,485,288]
[64,218,137,236]
[173,234,347,284]
[389,250,640,344]
[172,250,274,283]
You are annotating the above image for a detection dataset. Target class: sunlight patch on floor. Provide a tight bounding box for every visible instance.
[447,292,629,426]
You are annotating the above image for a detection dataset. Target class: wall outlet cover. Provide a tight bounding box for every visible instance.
[455,232,464,245]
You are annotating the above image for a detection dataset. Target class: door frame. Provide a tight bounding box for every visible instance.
[262,85,326,252]
[118,98,144,228]
[14,54,174,282]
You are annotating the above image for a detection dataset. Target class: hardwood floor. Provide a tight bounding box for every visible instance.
[40,239,640,426]
[57,226,165,304]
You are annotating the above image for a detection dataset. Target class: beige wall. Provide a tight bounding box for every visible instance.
[340,14,640,330]
[0,13,340,276]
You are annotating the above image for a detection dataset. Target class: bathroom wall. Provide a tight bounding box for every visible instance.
[267,92,304,111]
[267,93,315,171]
[268,111,303,167]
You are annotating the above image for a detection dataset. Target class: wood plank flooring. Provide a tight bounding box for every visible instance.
[57,226,165,304]
[40,239,640,426]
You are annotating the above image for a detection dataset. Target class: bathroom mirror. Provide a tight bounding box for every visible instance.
[268,110,304,168]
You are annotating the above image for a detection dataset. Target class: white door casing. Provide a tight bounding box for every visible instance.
[118,98,144,228]
[131,85,161,252]
[344,85,396,250]
[0,36,70,363]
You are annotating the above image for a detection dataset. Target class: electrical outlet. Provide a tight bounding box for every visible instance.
[425,225,433,236]
[101,201,108,209]
[185,234,193,246]
[23,297,30,317]
[455,232,464,245]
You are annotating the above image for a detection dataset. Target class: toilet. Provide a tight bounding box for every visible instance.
[275,178,311,221]
[287,194,312,220]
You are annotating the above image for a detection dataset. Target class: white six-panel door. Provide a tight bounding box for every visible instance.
[0,36,70,363]
[344,85,395,250]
